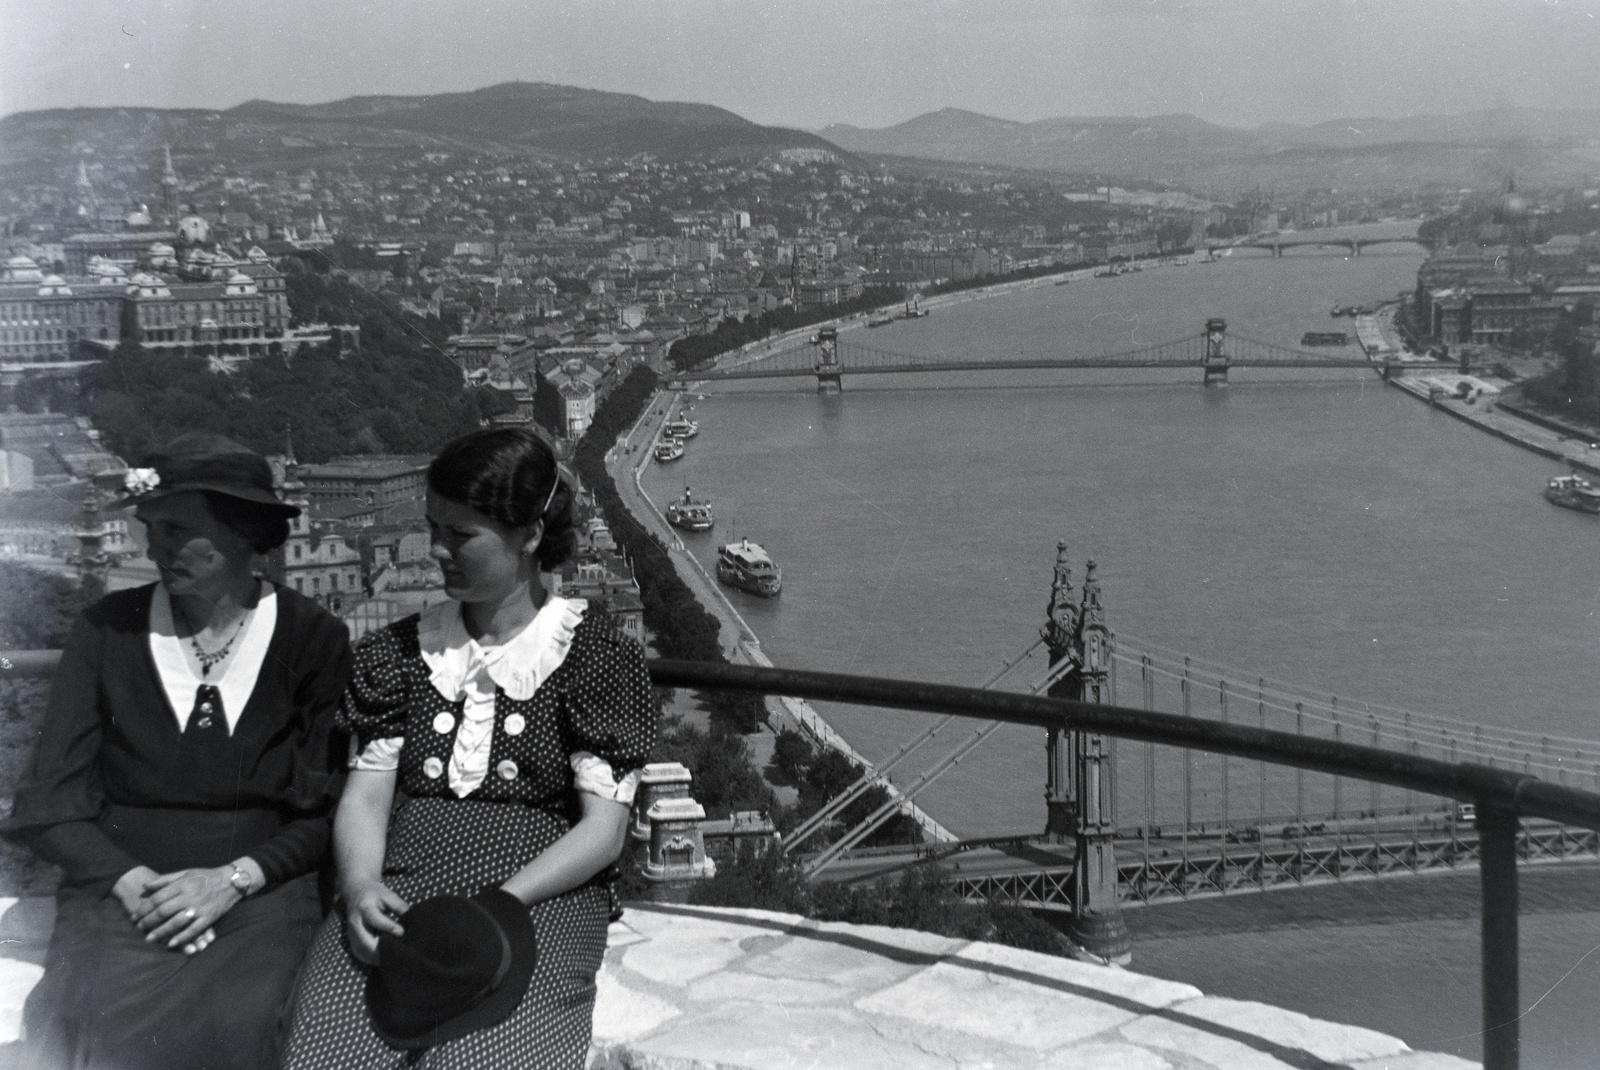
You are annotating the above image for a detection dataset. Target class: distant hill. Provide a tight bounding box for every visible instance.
[819,107,1600,190]
[0,82,841,177]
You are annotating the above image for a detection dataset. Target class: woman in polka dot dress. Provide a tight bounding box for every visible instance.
[283,428,657,1069]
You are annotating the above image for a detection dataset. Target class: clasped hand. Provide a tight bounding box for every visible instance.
[114,865,240,955]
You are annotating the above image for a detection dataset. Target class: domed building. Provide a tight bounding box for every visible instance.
[176,214,211,245]
[0,258,124,364]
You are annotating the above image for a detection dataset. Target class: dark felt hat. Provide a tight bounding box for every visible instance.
[366,889,538,1050]
[119,432,298,517]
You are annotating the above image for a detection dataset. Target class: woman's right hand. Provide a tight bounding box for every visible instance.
[342,881,408,965]
[112,865,160,921]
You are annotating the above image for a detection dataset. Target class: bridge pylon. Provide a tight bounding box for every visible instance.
[1042,546,1132,964]
[812,327,842,394]
[1202,317,1229,386]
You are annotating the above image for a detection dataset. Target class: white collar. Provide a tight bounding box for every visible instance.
[418,596,587,702]
[149,581,278,734]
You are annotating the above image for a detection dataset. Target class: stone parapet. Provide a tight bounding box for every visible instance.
[592,902,1480,1070]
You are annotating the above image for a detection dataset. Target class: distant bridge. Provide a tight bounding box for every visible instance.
[670,317,1450,393]
[1207,236,1433,258]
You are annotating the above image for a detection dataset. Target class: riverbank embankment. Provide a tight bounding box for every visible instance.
[605,391,956,844]
[1368,305,1600,476]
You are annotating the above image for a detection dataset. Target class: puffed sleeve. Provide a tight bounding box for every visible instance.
[563,617,657,802]
[337,624,412,754]
[3,611,142,895]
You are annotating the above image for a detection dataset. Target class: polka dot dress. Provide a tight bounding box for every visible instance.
[283,608,655,1070]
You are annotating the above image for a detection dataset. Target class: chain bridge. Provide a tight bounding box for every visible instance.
[669,317,1447,393]
[792,545,1600,940]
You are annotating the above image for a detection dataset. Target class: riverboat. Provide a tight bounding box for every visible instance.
[1054,278,1071,286]
[654,437,685,463]
[665,486,714,531]
[716,538,782,596]
[663,417,699,439]
[867,314,896,328]
[1301,331,1349,346]
[900,296,929,319]
[1544,473,1600,514]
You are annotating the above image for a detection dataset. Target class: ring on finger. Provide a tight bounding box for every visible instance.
[184,908,197,920]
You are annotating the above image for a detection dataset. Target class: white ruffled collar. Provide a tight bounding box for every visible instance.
[417,596,587,702]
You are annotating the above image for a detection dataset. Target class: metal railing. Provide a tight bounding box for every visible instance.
[647,657,1600,1070]
[7,648,1596,1069]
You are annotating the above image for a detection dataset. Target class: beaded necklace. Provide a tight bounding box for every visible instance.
[177,605,251,678]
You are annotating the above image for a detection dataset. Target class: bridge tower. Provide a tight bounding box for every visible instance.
[1067,561,1131,964]
[1202,317,1229,386]
[812,327,842,394]
[1041,542,1081,842]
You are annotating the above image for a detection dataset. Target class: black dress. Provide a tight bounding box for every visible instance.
[283,600,656,1070]
[3,583,350,1070]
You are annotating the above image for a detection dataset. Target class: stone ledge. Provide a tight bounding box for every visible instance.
[0,898,1480,1069]
[593,903,1481,1070]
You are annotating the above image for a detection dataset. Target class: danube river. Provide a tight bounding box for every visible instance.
[643,224,1600,1063]
[647,223,1600,837]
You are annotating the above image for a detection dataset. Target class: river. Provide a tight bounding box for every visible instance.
[645,222,1600,837]
[641,222,1600,1064]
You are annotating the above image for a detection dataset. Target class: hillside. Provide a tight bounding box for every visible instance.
[819,106,1600,190]
[0,82,840,180]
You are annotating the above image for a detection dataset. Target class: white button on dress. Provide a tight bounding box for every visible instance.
[497,759,519,781]
[504,713,526,736]
[423,756,444,779]
[433,712,456,735]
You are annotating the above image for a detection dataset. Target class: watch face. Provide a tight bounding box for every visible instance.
[230,869,251,892]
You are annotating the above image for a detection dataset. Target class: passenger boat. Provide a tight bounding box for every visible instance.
[664,486,714,531]
[653,437,684,463]
[716,538,781,596]
[900,296,929,319]
[866,314,896,328]
[663,416,699,439]
[1301,331,1349,346]
[1544,473,1600,514]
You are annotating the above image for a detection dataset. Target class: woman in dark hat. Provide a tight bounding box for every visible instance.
[4,432,351,1070]
[283,427,656,1069]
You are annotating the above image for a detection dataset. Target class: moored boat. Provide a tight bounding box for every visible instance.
[665,486,714,531]
[654,437,685,463]
[716,538,781,596]
[1545,473,1600,514]
[866,314,896,328]
[663,416,699,439]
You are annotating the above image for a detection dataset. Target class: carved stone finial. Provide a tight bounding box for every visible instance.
[1043,541,1077,651]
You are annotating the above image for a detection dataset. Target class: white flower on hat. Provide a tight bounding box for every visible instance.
[124,468,161,495]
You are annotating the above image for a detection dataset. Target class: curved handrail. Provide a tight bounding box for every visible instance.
[0,648,1566,1067]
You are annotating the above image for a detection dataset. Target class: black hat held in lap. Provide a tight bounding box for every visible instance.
[367,889,538,1050]
[119,432,299,517]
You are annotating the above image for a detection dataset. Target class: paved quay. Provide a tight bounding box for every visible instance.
[591,901,1478,1070]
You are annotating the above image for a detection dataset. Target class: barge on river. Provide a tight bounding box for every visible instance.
[665,486,714,531]
[716,538,781,596]
[1545,473,1600,514]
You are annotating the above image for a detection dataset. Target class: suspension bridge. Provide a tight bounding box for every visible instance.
[787,545,1600,958]
[669,317,1451,393]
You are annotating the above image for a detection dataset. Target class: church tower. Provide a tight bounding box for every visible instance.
[160,145,180,225]
[74,158,97,221]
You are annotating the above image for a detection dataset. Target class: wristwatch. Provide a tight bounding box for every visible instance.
[228,863,255,896]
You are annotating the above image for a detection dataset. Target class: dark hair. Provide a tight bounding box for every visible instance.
[427,428,576,571]
[202,491,291,553]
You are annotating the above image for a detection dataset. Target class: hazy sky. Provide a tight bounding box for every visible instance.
[4,0,1599,130]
